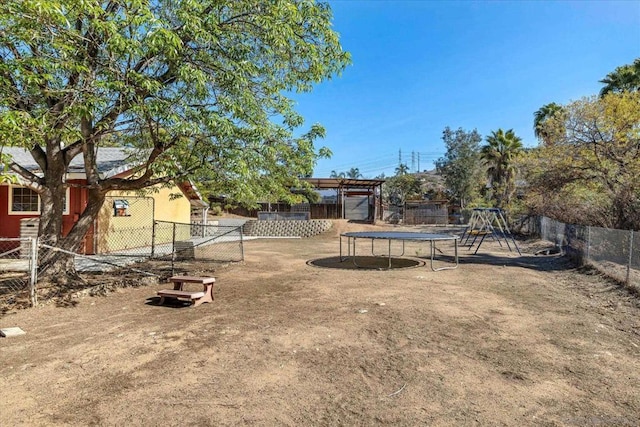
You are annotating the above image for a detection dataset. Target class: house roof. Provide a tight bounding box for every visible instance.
[176,181,208,208]
[2,147,207,208]
[2,146,133,177]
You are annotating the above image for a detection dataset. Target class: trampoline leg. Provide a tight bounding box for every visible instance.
[430,239,459,271]
[351,238,357,267]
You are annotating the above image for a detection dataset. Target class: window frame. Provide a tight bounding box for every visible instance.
[8,185,70,215]
[112,199,131,217]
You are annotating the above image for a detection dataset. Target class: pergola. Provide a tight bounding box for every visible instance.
[301,178,385,223]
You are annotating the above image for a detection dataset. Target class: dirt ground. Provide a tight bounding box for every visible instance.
[1,221,640,426]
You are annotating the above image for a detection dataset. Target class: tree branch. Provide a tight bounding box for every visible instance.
[30,144,47,172]
[8,162,44,188]
[0,53,30,111]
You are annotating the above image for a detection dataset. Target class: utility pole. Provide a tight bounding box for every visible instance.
[411,151,415,172]
[417,152,420,172]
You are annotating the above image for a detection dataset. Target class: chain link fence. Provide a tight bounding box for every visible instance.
[1,221,244,312]
[0,238,37,312]
[153,221,244,265]
[536,216,639,291]
[97,196,156,256]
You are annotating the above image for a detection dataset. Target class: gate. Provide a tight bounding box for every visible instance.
[344,196,369,221]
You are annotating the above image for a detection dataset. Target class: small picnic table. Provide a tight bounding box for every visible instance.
[157,276,215,307]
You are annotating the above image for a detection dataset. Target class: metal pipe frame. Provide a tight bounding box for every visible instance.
[340,233,458,271]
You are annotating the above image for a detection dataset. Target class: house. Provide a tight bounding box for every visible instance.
[0,147,208,254]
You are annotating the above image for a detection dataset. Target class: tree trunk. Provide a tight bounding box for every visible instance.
[39,187,107,282]
[36,149,76,281]
[62,188,106,253]
[36,144,107,283]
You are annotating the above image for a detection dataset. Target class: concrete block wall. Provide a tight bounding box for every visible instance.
[243,220,333,238]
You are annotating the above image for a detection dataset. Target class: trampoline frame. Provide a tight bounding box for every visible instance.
[339,231,459,271]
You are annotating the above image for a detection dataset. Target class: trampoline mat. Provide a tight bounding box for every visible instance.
[307,256,424,270]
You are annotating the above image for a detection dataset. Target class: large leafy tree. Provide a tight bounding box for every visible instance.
[0,0,349,275]
[481,129,523,209]
[533,102,563,145]
[384,173,422,207]
[521,93,640,230]
[599,58,640,97]
[435,126,483,208]
[0,149,16,184]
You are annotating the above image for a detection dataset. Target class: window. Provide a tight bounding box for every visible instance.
[11,187,40,213]
[113,199,130,217]
[8,185,70,215]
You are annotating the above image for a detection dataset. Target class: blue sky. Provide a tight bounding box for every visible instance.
[293,0,640,178]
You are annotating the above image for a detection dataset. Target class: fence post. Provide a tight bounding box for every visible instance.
[171,222,176,276]
[29,237,38,307]
[239,226,245,262]
[151,220,156,257]
[627,230,633,286]
[586,226,591,262]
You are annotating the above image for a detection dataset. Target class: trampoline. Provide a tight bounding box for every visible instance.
[340,231,459,271]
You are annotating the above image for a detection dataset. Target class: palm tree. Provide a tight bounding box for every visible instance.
[533,102,563,145]
[481,129,523,209]
[599,58,640,97]
[346,167,362,179]
[329,170,345,178]
[395,163,409,176]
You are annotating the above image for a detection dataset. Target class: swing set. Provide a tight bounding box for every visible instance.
[461,208,521,255]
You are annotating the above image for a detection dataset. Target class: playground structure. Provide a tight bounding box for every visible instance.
[461,208,521,255]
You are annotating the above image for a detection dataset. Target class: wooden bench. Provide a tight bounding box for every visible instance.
[157,276,215,307]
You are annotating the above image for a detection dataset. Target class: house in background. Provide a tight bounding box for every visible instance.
[0,147,208,254]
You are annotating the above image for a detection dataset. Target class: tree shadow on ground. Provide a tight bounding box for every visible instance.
[459,251,575,272]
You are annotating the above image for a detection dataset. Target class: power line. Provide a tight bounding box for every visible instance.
[314,148,444,177]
